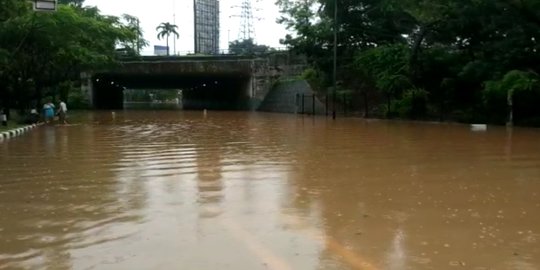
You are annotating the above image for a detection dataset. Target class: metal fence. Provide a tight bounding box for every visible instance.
[296,93,357,117]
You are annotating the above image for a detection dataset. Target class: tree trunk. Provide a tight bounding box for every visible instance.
[409,26,430,81]
[410,27,429,61]
[34,81,43,111]
[166,34,170,56]
[409,22,439,82]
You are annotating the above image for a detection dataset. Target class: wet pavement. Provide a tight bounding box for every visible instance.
[1,111,540,269]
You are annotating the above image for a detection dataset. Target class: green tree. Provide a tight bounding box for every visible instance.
[228,39,271,55]
[355,44,412,116]
[277,0,540,124]
[277,0,416,116]
[156,22,179,56]
[121,14,148,56]
[0,1,139,112]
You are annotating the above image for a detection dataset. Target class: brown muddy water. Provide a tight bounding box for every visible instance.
[1,111,540,270]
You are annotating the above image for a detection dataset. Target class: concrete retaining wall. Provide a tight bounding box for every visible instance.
[258,80,326,114]
[0,124,39,142]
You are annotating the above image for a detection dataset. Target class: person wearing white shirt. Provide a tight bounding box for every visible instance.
[57,99,68,124]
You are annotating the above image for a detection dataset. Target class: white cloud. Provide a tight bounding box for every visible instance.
[84,0,288,55]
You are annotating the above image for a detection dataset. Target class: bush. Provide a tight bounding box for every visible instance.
[301,68,325,94]
[483,80,507,124]
[68,86,90,109]
[450,109,480,123]
[391,88,429,119]
[483,70,539,124]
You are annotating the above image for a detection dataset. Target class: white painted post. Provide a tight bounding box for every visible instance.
[507,89,514,127]
[1,113,6,127]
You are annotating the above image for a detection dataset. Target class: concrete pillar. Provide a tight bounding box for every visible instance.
[248,59,274,111]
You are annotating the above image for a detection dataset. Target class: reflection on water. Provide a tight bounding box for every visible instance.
[387,228,406,270]
[124,101,181,111]
[1,111,540,269]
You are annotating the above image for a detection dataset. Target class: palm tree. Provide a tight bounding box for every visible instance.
[156,22,179,56]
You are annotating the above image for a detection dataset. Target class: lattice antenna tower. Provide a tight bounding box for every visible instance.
[232,0,261,41]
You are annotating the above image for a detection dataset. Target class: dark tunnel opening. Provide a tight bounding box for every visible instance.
[92,73,252,110]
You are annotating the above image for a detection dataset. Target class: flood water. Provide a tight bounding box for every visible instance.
[1,111,540,270]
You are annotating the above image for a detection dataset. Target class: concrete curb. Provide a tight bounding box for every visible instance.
[0,124,40,142]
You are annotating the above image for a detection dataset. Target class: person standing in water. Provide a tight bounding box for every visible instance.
[42,99,55,124]
[57,99,68,124]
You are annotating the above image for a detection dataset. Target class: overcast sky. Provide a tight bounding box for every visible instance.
[84,0,288,55]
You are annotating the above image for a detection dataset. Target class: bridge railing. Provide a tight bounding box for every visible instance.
[120,47,293,60]
[118,54,257,62]
[138,47,290,55]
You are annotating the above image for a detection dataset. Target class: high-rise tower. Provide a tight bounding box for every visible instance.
[194,0,220,54]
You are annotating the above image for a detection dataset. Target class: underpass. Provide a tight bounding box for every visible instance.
[85,56,271,110]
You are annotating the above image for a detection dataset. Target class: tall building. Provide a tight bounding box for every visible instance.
[194,0,220,54]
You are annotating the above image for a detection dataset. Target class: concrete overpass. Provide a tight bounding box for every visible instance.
[81,55,275,110]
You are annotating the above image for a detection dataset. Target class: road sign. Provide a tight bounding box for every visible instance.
[33,0,57,12]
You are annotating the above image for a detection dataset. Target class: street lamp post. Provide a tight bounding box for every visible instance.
[332,0,338,120]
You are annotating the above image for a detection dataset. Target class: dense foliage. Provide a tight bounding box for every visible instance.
[0,0,145,112]
[277,0,540,125]
[228,38,271,56]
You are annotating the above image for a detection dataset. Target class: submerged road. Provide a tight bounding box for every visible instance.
[1,111,539,269]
